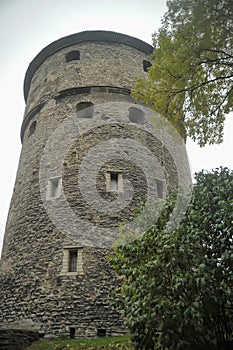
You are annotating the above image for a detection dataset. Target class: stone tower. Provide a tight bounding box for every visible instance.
[0,31,190,339]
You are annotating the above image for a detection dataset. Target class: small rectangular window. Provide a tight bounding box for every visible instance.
[97,328,106,337]
[69,250,78,272]
[106,171,123,192]
[110,173,118,191]
[61,247,84,275]
[47,177,62,199]
[70,327,76,339]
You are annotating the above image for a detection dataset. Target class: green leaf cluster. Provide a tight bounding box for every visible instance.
[110,168,233,349]
[133,0,233,146]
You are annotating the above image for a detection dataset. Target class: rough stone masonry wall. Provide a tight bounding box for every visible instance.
[0,35,178,339]
[24,41,150,114]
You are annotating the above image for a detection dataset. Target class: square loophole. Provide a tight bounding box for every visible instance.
[97,328,106,337]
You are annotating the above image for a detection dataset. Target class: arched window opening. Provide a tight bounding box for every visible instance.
[128,107,145,124]
[76,102,94,118]
[65,50,80,62]
[143,60,152,72]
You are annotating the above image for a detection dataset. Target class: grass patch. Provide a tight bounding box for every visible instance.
[27,335,134,350]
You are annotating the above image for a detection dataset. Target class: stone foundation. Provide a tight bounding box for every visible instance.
[0,329,39,350]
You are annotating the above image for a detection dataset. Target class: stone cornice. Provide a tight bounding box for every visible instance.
[23,31,153,101]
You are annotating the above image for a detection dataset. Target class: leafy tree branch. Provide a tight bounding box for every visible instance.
[132,0,233,146]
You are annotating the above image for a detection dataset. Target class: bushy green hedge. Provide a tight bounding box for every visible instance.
[111,168,233,350]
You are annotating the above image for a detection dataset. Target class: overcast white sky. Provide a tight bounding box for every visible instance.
[0,0,232,253]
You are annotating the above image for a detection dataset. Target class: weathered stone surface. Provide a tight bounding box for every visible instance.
[0,31,182,339]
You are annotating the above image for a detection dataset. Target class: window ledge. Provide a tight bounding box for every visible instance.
[59,272,84,277]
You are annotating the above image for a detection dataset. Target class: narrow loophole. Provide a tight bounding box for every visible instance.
[70,327,75,339]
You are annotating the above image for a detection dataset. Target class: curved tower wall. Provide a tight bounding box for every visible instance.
[0,31,178,338]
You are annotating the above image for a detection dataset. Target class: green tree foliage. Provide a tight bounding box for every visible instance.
[133,0,233,146]
[111,168,233,349]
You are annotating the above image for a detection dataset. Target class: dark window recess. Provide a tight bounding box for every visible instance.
[110,173,119,191]
[65,50,80,62]
[156,180,163,199]
[70,327,76,339]
[28,121,37,137]
[143,60,152,72]
[128,107,145,124]
[69,250,78,272]
[97,329,106,337]
[76,102,94,118]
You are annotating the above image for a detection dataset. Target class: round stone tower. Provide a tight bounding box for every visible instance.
[0,31,190,339]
